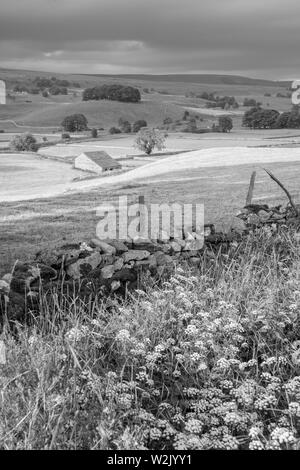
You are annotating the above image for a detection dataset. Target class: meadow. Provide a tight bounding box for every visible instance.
[1,227,300,450]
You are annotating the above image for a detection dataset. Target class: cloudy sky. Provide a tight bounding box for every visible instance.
[0,0,300,79]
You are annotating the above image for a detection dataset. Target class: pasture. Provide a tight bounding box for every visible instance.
[1,157,300,275]
[0,153,86,202]
[0,68,299,275]
[1,129,300,203]
[38,128,300,162]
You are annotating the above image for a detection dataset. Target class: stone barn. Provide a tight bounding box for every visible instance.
[74,151,121,174]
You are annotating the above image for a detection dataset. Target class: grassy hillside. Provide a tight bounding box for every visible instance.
[0,91,292,131]
[0,67,293,130]
[1,99,186,128]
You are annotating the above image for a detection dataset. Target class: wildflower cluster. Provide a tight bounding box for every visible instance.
[0,229,300,449]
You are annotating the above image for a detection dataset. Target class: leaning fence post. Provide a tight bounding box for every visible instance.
[246,171,256,206]
[264,168,299,216]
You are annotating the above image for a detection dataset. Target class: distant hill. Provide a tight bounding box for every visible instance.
[86,74,291,87]
[0,67,293,131]
[0,67,290,88]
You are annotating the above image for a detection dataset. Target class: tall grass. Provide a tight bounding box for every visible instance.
[0,227,300,450]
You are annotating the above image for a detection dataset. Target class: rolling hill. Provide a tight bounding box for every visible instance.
[0,67,293,130]
[87,74,291,87]
[0,98,187,129]
[0,67,291,90]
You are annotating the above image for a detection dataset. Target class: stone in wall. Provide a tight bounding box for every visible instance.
[67,252,102,280]
[237,203,300,230]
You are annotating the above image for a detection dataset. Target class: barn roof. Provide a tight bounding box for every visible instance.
[80,151,121,170]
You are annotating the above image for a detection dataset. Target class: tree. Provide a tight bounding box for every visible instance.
[242,106,262,128]
[118,118,132,133]
[133,120,147,133]
[275,112,291,129]
[61,114,88,132]
[55,79,70,88]
[49,86,60,95]
[83,84,141,103]
[14,85,29,93]
[243,108,280,129]
[243,98,259,107]
[218,116,233,132]
[287,108,300,128]
[82,87,101,101]
[200,91,209,100]
[49,86,68,95]
[10,133,38,152]
[121,121,132,133]
[91,128,98,138]
[109,127,121,134]
[34,77,52,88]
[135,128,166,155]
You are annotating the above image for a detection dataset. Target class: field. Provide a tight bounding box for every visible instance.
[1,158,300,275]
[1,129,300,202]
[0,153,87,202]
[38,129,300,160]
[1,68,300,273]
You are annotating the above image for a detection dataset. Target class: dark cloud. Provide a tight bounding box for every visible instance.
[0,0,299,78]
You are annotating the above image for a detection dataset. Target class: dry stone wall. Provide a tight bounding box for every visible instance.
[1,202,299,324]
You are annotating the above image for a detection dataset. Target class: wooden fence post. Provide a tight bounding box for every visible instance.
[246,171,256,206]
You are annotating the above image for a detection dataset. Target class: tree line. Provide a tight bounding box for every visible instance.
[13,76,81,96]
[243,106,300,129]
[82,84,141,103]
